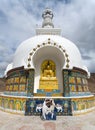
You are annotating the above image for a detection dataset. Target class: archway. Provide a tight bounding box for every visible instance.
[33,46,65,93]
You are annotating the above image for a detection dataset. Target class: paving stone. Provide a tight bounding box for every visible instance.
[0,110,95,130]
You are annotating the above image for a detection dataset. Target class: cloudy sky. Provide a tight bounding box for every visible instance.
[0,0,95,77]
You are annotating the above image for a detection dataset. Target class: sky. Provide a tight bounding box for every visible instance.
[0,0,95,77]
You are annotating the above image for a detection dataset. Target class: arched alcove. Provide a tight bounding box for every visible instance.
[32,46,65,93]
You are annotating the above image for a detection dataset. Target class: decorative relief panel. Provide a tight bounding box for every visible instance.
[82,78,88,85]
[69,77,75,84]
[84,86,89,92]
[19,84,26,91]
[6,69,27,93]
[9,85,13,91]
[70,85,76,92]
[13,85,18,91]
[78,85,83,92]
[63,70,69,96]
[14,77,19,83]
[77,77,81,84]
[20,77,26,83]
[63,69,90,95]
[27,69,35,96]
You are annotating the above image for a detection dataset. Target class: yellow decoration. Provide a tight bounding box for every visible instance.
[9,85,13,91]
[39,60,58,90]
[71,85,76,92]
[84,86,89,92]
[19,85,25,91]
[69,77,75,83]
[7,78,14,84]
[78,85,82,92]
[78,103,82,110]
[77,78,81,84]
[14,77,19,83]
[20,77,26,83]
[16,102,21,110]
[13,85,18,91]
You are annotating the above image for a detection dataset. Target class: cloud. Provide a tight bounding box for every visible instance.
[82,55,92,60]
[0,0,95,76]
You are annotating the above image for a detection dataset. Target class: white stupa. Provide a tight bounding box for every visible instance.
[5,8,89,94]
[0,8,94,116]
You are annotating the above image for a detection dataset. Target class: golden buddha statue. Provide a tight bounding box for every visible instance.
[40,63,56,80]
[39,60,58,90]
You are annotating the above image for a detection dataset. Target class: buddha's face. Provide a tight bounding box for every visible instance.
[47,65,50,69]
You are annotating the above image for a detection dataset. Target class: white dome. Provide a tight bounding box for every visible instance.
[11,35,84,70]
[5,34,89,76]
[5,34,90,92]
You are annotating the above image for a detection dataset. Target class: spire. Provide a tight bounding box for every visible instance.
[36,8,61,35]
[42,8,54,28]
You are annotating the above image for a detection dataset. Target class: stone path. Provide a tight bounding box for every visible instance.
[0,110,95,130]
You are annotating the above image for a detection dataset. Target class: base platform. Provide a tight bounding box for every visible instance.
[0,94,95,116]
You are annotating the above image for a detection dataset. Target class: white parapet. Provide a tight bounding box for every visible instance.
[36,28,61,35]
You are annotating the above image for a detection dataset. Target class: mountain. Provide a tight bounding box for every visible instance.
[0,77,6,92]
[88,73,95,94]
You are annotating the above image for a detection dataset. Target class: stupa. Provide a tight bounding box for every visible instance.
[0,8,95,116]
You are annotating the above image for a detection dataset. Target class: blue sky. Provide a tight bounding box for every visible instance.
[0,0,95,77]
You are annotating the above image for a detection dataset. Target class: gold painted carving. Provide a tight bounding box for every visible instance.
[39,60,58,89]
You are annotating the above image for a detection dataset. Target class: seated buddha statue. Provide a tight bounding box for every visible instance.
[39,61,58,90]
[40,63,56,80]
